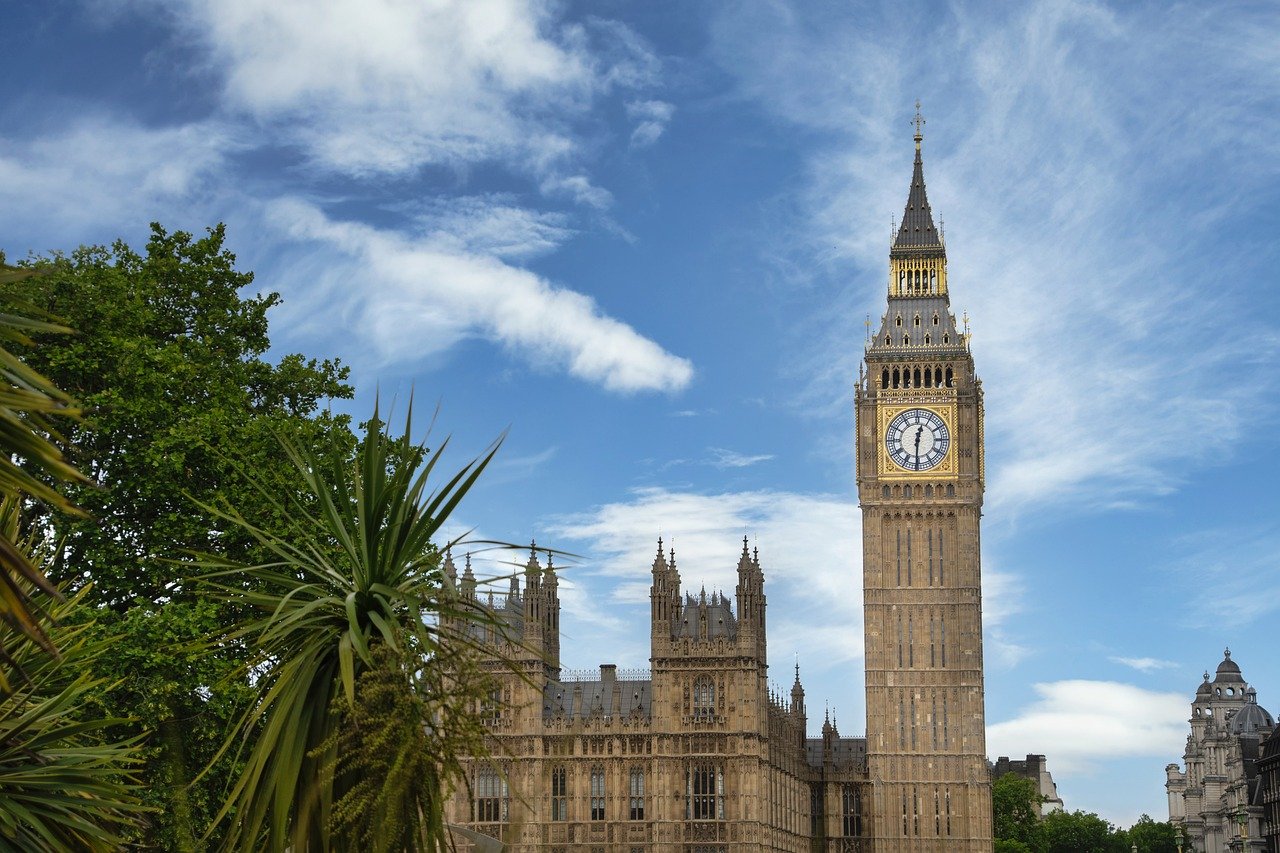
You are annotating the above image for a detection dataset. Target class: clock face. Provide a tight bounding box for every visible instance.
[885,408,950,471]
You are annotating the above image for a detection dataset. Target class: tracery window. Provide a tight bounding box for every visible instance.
[551,765,567,821]
[629,767,645,820]
[474,766,508,823]
[590,766,606,821]
[686,764,725,820]
[693,677,716,718]
[842,784,862,836]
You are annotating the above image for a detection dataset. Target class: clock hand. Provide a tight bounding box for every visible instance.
[914,425,923,455]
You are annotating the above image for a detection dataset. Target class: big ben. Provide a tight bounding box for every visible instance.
[857,108,993,852]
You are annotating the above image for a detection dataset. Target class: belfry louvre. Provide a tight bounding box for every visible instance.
[444,115,992,852]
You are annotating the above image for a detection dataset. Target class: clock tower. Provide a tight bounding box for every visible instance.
[856,109,993,851]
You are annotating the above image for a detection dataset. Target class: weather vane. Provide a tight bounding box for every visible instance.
[912,100,925,140]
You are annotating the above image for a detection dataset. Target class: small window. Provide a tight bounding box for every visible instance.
[903,335,910,346]
[924,334,931,345]
[945,484,955,497]
[933,315,939,325]
[943,334,950,344]
[896,317,903,327]
[914,315,921,327]
[693,677,716,718]
[474,766,509,823]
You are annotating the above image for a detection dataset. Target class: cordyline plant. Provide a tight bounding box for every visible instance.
[0,270,89,674]
[194,401,516,852]
[0,500,145,851]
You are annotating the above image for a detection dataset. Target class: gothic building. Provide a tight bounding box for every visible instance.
[1166,650,1276,852]
[443,113,992,852]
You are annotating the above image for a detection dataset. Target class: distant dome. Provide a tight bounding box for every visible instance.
[1214,648,1244,683]
[1196,672,1213,696]
[1227,690,1274,736]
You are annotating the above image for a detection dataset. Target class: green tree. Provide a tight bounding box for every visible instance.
[1040,809,1129,853]
[996,840,1036,853]
[1124,814,1178,853]
[3,224,354,849]
[195,402,503,852]
[994,771,1045,847]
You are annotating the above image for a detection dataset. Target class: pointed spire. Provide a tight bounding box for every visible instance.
[652,536,668,572]
[545,552,557,584]
[443,548,457,581]
[893,102,943,252]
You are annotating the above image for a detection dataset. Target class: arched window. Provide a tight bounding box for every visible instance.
[943,334,950,344]
[882,368,890,389]
[842,784,862,836]
[686,764,725,820]
[945,367,953,386]
[924,485,933,498]
[693,677,716,718]
[945,484,955,498]
[892,367,900,388]
[474,766,508,823]
[895,316,903,327]
[903,335,910,346]
[924,364,932,385]
[914,315,921,327]
[913,368,922,386]
[629,768,645,820]
[882,485,891,498]
[924,334,931,346]
[551,766,568,821]
[934,367,942,386]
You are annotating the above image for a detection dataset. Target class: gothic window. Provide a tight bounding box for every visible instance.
[483,687,501,725]
[945,484,955,498]
[551,766,568,821]
[903,335,910,346]
[930,270,937,291]
[886,335,891,346]
[934,366,942,386]
[693,677,715,718]
[945,366,953,386]
[943,334,950,344]
[686,764,725,820]
[895,316,903,327]
[945,788,953,835]
[924,484,933,498]
[842,784,862,836]
[474,766,508,823]
[882,368,889,389]
[629,768,645,820]
[914,315,921,326]
[913,367,921,386]
[892,367,900,388]
[882,485,890,498]
[933,314,940,325]
[590,766,606,820]
[924,333,931,346]
[935,788,942,835]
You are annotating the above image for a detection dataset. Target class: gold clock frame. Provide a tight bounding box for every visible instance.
[877,402,958,479]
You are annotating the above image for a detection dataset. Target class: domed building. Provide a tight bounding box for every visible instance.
[1166,650,1276,852]
[1258,716,1280,853]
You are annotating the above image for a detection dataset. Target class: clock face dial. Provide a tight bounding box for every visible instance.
[885,408,951,471]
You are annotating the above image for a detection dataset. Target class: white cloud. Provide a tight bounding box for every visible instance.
[626,99,674,148]
[987,680,1187,774]
[539,175,614,210]
[707,447,774,468]
[266,197,693,393]
[1111,656,1178,673]
[1170,524,1280,627]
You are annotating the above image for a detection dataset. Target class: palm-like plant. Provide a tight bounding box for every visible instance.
[0,502,144,851]
[0,270,88,670]
[198,403,507,852]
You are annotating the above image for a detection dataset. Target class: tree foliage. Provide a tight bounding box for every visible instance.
[1039,809,1129,853]
[994,772,1044,847]
[1124,814,1179,853]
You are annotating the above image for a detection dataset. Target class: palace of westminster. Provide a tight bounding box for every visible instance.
[443,117,1280,851]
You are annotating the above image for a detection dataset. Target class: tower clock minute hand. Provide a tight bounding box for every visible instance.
[913,425,924,456]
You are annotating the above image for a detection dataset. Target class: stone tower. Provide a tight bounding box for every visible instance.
[855,108,993,851]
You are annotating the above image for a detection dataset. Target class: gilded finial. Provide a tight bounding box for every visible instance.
[912,100,925,149]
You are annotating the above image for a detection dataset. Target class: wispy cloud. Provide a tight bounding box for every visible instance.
[265,197,693,393]
[707,447,774,468]
[1170,523,1280,628]
[1110,656,1178,673]
[626,99,674,148]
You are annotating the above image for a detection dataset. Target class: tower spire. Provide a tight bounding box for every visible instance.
[894,102,942,252]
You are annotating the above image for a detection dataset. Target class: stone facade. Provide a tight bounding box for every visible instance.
[1166,650,1276,852]
[990,755,1064,815]
[442,542,870,852]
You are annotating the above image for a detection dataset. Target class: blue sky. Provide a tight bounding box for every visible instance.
[4,0,1279,827]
